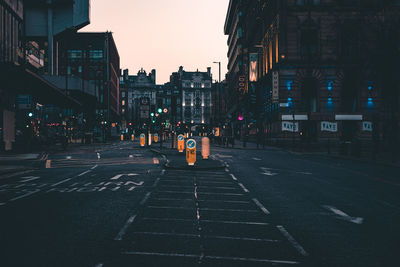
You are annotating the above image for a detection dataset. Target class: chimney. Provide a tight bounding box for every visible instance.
[123,69,129,80]
[207,67,211,78]
[151,69,156,84]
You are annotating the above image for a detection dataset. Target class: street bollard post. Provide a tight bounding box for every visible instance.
[178,134,185,152]
[201,137,210,159]
[140,133,145,147]
[186,139,196,166]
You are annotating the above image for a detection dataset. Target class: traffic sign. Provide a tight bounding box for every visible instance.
[186,139,196,166]
[177,134,185,152]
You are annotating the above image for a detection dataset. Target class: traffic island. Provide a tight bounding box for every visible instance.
[150,148,226,170]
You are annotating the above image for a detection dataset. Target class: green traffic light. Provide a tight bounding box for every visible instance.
[150,113,154,117]
[157,108,162,114]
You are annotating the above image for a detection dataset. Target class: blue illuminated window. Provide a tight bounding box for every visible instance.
[286,81,293,91]
[327,81,333,91]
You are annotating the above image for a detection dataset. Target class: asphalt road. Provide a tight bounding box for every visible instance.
[0,140,399,266]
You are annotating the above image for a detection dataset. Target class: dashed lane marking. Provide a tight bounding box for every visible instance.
[238,183,249,193]
[51,178,72,187]
[114,215,137,241]
[230,174,238,181]
[277,225,309,256]
[91,165,98,170]
[252,157,262,161]
[140,192,152,205]
[252,198,271,215]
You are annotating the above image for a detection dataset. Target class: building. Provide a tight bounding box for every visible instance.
[120,68,157,130]
[57,32,121,128]
[1,0,87,151]
[224,0,400,156]
[170,66,213,126]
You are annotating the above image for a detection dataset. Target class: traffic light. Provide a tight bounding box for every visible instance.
[150,113,154,117]
[157,108,163,114]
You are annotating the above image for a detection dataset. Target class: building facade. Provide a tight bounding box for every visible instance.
[58,32,120,125]
[225,0,400,155]
[170,66,213,126]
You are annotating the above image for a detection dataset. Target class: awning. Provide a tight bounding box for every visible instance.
[0,64,82,108]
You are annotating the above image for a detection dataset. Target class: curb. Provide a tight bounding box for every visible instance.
[164,162,226,171]
[151,148,226,171]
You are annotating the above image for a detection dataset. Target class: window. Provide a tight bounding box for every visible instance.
[89,50,103,61]
[300,27,319,59]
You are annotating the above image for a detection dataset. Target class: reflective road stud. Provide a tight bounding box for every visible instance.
[186,139,196,166]
[201,137,210,159]
[140,133,145,147]
[178,134,185,152]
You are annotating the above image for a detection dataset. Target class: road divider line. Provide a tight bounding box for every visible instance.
[252,198,271,215]
[140,192,152,205]
[9,189,40,202]
[78,170,92,177]
[51,178,72,187]
[230,174,238,181]
[91,165,98,170]
[152,177,160,187]
[277,225,309,256]
[238,183,249,193]
[114,215,137,241]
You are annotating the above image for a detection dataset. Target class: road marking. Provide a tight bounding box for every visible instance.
[94,263,103,267]
[91,165,98,170]
[78,170,92,177]
[252,157,262,161]
[125,181,144,186]
[322,205,364,224]
[261,171,278,176]
[121,251,299,265]
[129,155,133,158]
[277,225,309,256]
[97,153,101,159]
[140,192,152,205]
[238,183,249,193]
[98,187,107,192]
[153,158,159,164]
[66,156,72,160]
[225,167,229,172]
[152,177,160,187]
[110,173,139,180]
[161,169,166,175]
[115,215,137,241]
[252,198,271,215]
[230,174,237,181]
[51,178,72,187]
[9,189,40,202]
[0,202,5,206]
[20,176,40,182]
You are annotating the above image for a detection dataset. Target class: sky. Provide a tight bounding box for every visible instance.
[82,0,229,84]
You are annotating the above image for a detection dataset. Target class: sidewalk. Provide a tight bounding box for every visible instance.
[150,139,225,170]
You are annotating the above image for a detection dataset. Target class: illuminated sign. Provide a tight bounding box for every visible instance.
[249,53,258,82]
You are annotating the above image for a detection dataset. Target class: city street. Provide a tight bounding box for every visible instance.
[0,140,399,266]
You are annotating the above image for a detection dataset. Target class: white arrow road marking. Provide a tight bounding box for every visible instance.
[110,173,139,180]
[322,205,364,224]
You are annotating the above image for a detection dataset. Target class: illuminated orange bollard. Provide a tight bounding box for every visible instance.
[131,134,135,141]
[177,134,185,152]
[140,133,145,147]
[120,134,124,141]
[186,139,196,166]
[201,137,210,159]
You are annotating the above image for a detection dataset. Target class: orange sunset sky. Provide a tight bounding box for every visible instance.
[82,0,230,84]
